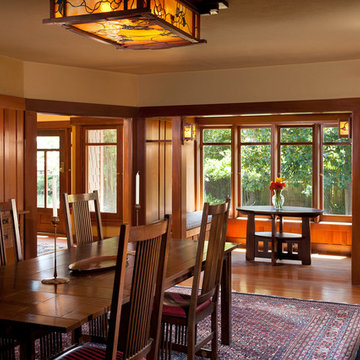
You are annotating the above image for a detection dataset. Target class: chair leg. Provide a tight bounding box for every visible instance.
[211,307,218,360]
[187,323,196,360]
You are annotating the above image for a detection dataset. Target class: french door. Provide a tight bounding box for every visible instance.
[36,130,68,233]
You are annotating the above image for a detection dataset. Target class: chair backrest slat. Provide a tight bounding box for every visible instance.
[0,199,22,266]
[106,216,170,360]
[63,190,103,248]
[190,199,230,309]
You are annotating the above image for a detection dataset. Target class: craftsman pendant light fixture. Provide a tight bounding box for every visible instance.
[44,0,207,49]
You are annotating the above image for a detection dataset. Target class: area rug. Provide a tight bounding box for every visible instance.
[37,241,67,256]
[15,291,360,359]
[168,291,360,360]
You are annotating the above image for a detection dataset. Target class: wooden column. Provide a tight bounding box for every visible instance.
[172,117,186,239]
[24,111,38,259]
[352,110,360,284]
[133,117,146,225]
[123,118,133,225]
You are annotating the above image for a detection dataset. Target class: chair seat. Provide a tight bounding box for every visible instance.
[56,344,147,360]
[162,291,212,318]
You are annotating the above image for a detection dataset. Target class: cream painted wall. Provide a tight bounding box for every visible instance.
[0,55,24,97]
[138,59,360,107]
[2,56,360,107]
[23,62,138,107]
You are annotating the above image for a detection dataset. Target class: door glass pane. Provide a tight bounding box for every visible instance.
[203,145,231,204]
[241,145,271,206]
[46,152,60,209]
[281,145,312,207]
[86,129,117,143]
[87,145,117,213]
[37,136,60,149]
[280,127,313,143]
[323,126,351,143]
[241,128,271,143]
[37,151,45,208]
[323,145,352,215]
[203,129,231,143]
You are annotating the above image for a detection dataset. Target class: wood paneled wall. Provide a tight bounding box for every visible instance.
[145,118,172,223]
[226,218,352,254]
[0,96,37,259]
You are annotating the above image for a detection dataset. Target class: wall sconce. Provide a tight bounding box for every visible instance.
[339,117,352,138]
[183,123,196,143]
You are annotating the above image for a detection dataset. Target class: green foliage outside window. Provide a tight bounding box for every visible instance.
[202,126,352,215]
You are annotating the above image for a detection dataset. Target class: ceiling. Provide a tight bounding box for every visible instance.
[1,1,360,74]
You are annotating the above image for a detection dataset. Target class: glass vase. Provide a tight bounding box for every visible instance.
[272,190,284,209]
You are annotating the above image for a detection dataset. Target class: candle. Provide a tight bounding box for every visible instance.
[52,177,58,217]
[135,172,140,205]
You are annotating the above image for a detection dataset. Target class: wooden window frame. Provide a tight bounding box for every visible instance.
[198,120,352,222]
[77,124,123,223]
[320,123,352,222]
[199,126,233,214]
[238,125,272,209]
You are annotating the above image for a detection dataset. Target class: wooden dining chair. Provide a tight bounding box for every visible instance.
[56,215,170,360]
[0,199,22,359]
[0,199,22,266]
[63,190,104,248]
[160,199,230,360]
[0,199,66,360]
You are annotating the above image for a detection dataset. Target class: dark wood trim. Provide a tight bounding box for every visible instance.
[0,94,25,111]
[123,118,132,225]
[133,117,146,225]
[25,99,138,118]
[24,111,37,259]
[71,117,125,126]
[198,113,351,125]
[37,121,71,129]
[352,110,360,284]
[172,117,186,239]
[139,99,360,117]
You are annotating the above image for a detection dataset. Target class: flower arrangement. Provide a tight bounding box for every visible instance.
[270,177,286,209]
[270,177,286,191]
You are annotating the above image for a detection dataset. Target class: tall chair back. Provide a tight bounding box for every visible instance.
[196,199,231,304]
[160,199,230,360]
[63,190,103,248]
[106,216,170,360]
[0,199,22,266]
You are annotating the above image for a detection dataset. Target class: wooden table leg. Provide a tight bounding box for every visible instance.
[221,252,232,345]
[301,216,311,265]
[246,213,255,261]
[271,215,277,265]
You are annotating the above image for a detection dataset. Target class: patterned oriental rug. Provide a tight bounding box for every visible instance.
[169,291,360,360]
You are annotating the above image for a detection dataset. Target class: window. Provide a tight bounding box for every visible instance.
[37,136,60,209]
[240,128,271,206]
[199,119,352,221]
[80,125,123,220]
[322,126,352,215]
[279,127,313,207]
[202,128,231,204]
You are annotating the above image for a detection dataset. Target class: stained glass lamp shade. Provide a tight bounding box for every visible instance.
[44,0,205,49]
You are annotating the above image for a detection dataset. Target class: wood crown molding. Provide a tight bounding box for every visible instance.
[0,94,25,111]
[25,98,138,118]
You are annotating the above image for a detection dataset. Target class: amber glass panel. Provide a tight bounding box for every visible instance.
[150,0,195,37]
[65,0,125,17]
[72,17,191,49]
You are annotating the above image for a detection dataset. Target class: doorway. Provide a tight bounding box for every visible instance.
[37,129,70,234]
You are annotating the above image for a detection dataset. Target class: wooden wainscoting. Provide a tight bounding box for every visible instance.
[226,218,352,255]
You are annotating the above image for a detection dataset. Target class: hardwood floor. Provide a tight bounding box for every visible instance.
[181,248,360,305]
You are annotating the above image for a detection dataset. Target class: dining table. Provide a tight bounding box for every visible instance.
[0,237,238,359]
